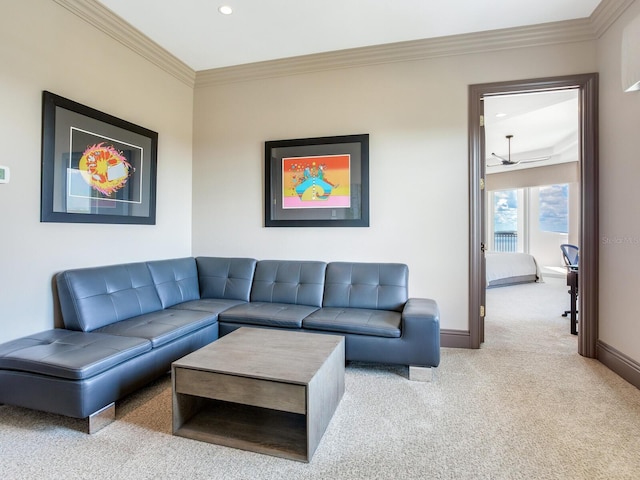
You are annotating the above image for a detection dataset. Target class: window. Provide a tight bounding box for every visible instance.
[493,189,518,251]
[538,184,568,233]
[493,189,517,232]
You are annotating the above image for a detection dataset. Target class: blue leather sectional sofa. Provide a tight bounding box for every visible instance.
[0,257,440,432]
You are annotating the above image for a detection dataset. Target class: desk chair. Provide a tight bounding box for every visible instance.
[561,244,579,271]
[560,243,579,320]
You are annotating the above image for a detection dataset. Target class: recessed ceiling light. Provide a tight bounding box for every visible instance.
[218,5,233,15]
[496,113,507,118]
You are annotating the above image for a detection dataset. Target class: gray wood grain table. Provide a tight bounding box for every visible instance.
[172,327,345,462]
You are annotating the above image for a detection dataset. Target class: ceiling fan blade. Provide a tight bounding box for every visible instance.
[489,153,551,167]
[489,135,551,168]
[490,153,518,165]
[518,155,551,164]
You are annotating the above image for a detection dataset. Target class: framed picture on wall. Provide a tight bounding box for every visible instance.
[265,134,369,227]
[40,91,158,224]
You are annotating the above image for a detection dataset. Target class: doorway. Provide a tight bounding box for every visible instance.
[468,74,599,357]
[484,89,580,275]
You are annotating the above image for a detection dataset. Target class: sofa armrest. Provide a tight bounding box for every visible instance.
[401,298,441,367]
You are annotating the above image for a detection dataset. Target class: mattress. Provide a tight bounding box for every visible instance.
[485,252,541,288]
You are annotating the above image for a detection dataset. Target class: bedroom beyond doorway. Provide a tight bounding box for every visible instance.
[483,89,581,282]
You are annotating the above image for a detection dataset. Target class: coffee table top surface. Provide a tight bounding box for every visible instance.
[173,327,344,385]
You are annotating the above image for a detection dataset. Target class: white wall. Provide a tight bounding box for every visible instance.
[192,43,597,332]
[0,0,194,342]
[597,0,640,361]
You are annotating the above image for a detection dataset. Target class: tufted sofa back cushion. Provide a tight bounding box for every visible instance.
[251,260,327,307]
[56,262,163,332]
[323,262,409,312]
[196,257,257,302]
[147,257,200,308]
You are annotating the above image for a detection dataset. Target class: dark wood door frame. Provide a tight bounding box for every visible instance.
[468,73,599,357]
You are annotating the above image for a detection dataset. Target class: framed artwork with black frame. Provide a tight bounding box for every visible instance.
[264,134,369,227]
[40,91,158,224]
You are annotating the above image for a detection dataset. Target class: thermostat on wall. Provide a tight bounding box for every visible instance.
[0,166,9,183]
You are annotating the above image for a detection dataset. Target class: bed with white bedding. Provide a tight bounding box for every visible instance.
[485,252,542,288]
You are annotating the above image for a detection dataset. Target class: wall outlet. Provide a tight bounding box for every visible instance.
[0,165,9,183]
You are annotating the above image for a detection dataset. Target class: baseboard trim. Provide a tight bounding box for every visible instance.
[440,329,472,349]
[597,340,640,390]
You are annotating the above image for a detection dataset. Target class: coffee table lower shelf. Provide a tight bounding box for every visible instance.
[171,328,345,463]
[174,398,308,461]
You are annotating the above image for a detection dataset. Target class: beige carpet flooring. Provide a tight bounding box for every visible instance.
[1,277,639,479]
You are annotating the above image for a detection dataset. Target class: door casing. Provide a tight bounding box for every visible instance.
[468,73,599,356]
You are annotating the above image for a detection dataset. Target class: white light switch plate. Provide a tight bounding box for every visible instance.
[0,165,9,183]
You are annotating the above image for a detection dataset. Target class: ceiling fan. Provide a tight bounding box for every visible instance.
[487,134,550,167]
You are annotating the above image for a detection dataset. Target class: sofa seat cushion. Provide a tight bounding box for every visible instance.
[303,308,402,338]
[0,329,151,380]
[169,298,246,315]
[95,309,217,348]
[219,302,319,328]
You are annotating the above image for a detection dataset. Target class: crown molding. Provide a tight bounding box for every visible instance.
[195,19,596,87]
[590,0,636,38]
[53,0,196,88]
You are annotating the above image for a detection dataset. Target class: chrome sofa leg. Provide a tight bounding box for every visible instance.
[409,366,433,382]
[87,402,115,434]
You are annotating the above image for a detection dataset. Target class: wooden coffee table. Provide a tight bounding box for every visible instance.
[172,327,345,462]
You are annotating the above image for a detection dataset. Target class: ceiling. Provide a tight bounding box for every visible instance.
[95,0,602,71]
[484,90,579,173]
[93,0,597,171]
